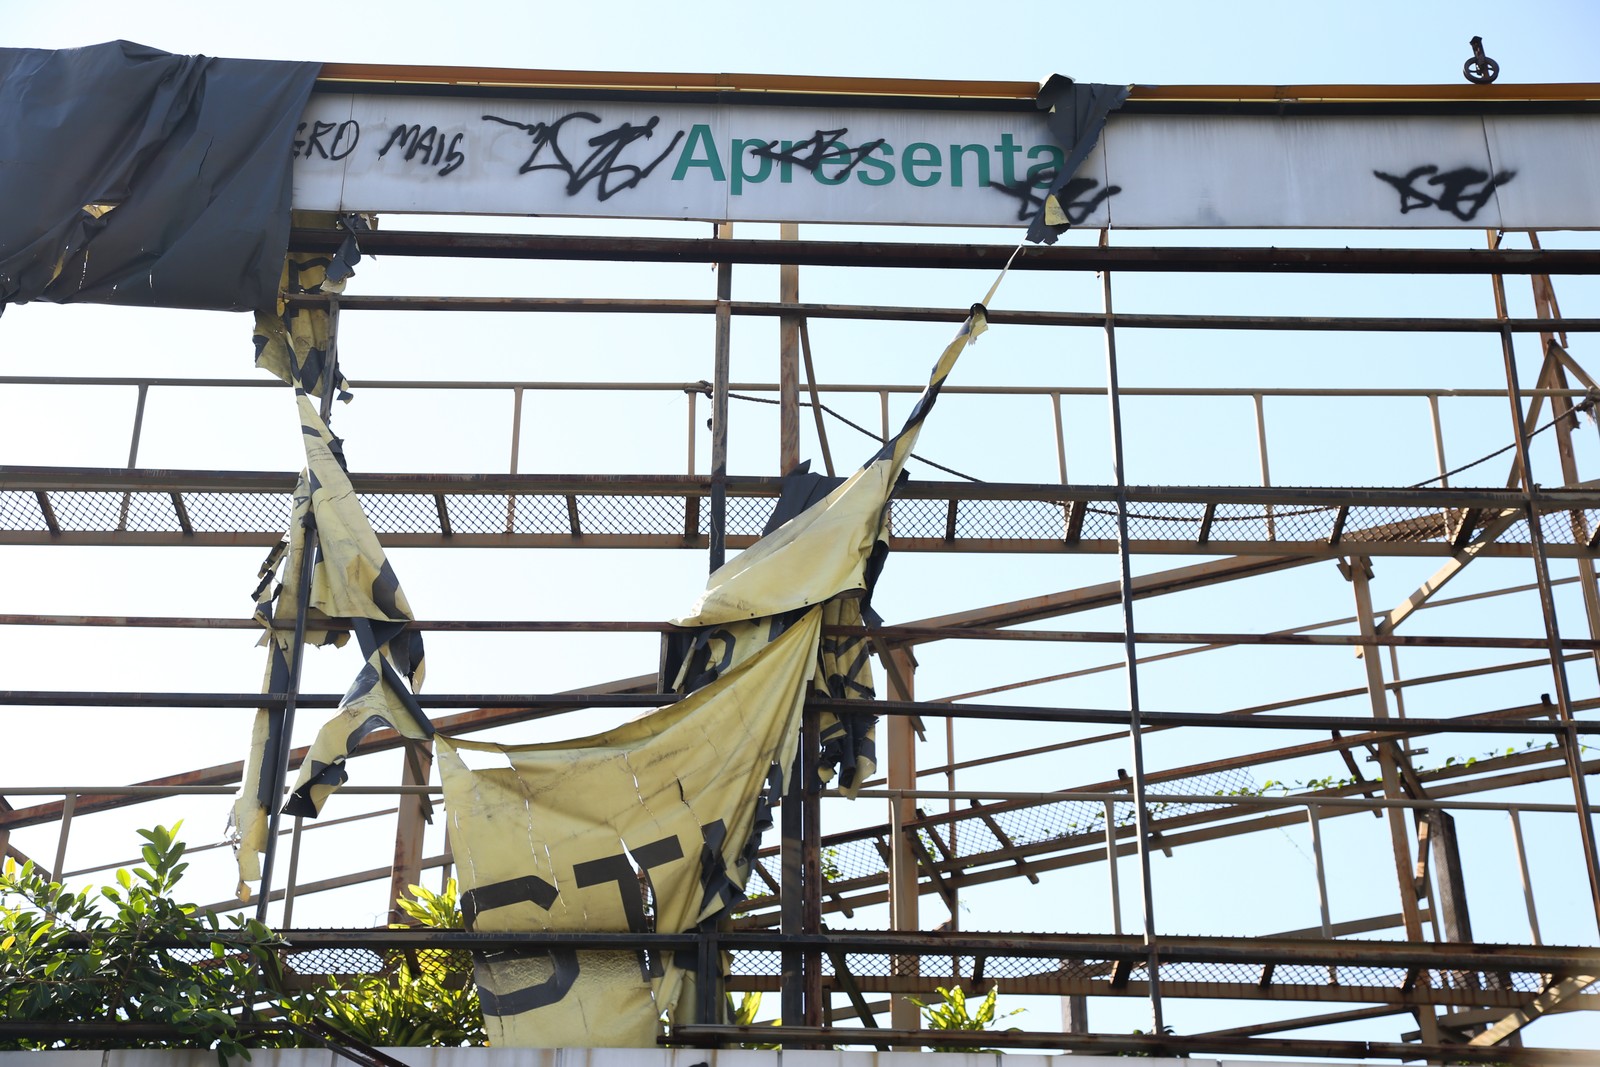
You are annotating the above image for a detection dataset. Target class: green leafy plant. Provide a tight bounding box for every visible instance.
[283,879,485,1047]
[0,823,281,1064]
[905,983,1022,1051]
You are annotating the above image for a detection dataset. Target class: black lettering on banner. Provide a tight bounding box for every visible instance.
[481,112,685,201]
[459,873,573,1017]
[378,124,467,177]
[750,128,886,182]
[573,834,685,980]
[293,120,361,161]
[989,170,1120,224]
[1372,164,1515,222]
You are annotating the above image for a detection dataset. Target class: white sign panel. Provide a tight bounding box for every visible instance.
[291,93,1600,230]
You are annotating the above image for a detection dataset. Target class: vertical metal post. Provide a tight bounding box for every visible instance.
[1347,558,1429,942]
[801,710,823,1029]
[779,223,801,474]
[686,390,698,474]
[1507,808,1543,944]
[117,383,149,532]
[255,298,341,925]
[886,649,921,1034]
[1306,803,1332,938]
[1099,264,1163,1034]
[388,743,433,924]
[52,793,76,881]
[281,817,304,928]
[709,223,733,571]
[1103,798,1123,935]
[780,756,805,1029]
[505,386,523,533]
[1429,393,1453,546]
[1254,393,1275,541]
[1487,251,1600,932]
[879,391,890,444]
[1051,392,1069,483]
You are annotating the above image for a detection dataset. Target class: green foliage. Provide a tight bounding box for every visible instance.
[905,983,1023,1052]
[282,879,485,1048]
[0,823,281,1064]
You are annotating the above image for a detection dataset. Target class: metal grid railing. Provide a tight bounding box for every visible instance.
[9,483,1600,552]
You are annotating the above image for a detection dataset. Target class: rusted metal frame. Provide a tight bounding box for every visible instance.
[903,826,959,914]
[0,674,660,834]
[17,529,1600,557]
[50,792,76,881]
[970,801,1040,884]
[883,646,920,1034]
[779,223,801,474]
[755,757,1600,926]
[801,710,823,1029]
[1197,501,1216,544]
[1506,809,1543,944]
[797,321,834,477]
[774,758,1600,933]
[115,383,149,534]
[1104,799,1124,934]
[281,817,305,927]
[255,310,341,925]
[684,388,701,536]
[1305,803,1333,939]
[34,491,59,535]
[505,386,522,532]
[1371,505,1523,648]
[1100,258,1164,1033]
[22,682,1596,729]
[16,464,1600,510]
[387,741,433,926]
[1469,973,1600,1048]
[1342,556,1430,1016]
[842,624,1600,653]
[291,227,1600,275]
[228,924,1600,972]
[1253,393,1275,540]
[293,290,1600,335]
[169,491,194,535]
[708,228,733,570]
[208,852,454,914]
[1489,250,1600,935]
[1527,263,1600,687]
[670,1022,1597,1063]
[432,493,451,537]
[926,649,1587,773]
[0,528,1489,554]
[821,946,884,1041]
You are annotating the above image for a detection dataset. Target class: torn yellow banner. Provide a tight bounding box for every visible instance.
[673,308,985,629]
[437,608,821,1048]
[232,395,429,895]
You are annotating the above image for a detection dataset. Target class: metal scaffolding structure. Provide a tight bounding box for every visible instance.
[4,70,1600,1063]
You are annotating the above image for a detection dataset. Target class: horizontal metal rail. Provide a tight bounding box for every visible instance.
[5,467,1597,556]
[0,690,1592,733]
[289,228,1600,274]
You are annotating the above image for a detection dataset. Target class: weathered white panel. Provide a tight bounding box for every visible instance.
[1101,115,1502,229]
[1484,113,1600,230]
[288,93,1600,230]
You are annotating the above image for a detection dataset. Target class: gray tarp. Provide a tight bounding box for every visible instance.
[0,41,318,312]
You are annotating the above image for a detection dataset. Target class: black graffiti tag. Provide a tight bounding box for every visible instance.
[1373,164,1515,222]
[378,124,466,177]
[990,170,1121,224]
[482,112,685,201]
[749,128,886,181]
